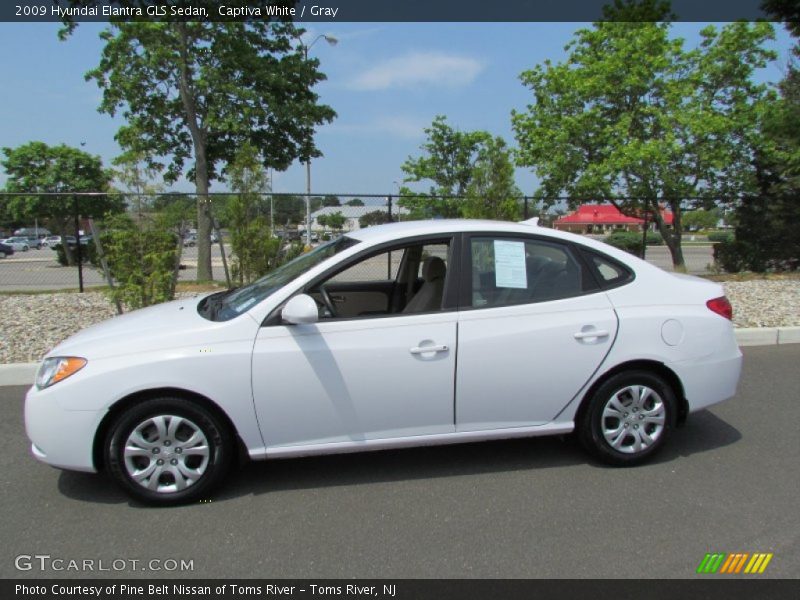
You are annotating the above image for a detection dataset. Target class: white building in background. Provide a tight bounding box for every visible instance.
[309,205,410,232]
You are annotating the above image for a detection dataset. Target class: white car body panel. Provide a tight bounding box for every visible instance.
[24,219,743,476]
[253,312,457,451]
[456,293,618,430]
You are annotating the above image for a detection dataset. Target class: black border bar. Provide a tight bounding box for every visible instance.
[5,579,800,600]
[1,0,795,23]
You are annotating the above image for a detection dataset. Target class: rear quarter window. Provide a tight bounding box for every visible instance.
[580,248,635,290]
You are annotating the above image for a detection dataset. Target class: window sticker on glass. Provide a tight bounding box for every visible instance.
[494,240,527,289]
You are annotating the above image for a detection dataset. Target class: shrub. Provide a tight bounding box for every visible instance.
[604,231,643,255]
[99,213,179,309]
[54,241,98,266]
[645,231,663,246]
[707,231,735,243]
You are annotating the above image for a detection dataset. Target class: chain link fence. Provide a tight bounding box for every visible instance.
[1,192,542,294]
[1,191,723,296]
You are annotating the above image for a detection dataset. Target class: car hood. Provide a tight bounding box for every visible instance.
[48,294,243,360]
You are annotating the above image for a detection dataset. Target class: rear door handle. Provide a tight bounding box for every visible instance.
[410,344,449,355]
[574,329,609,340]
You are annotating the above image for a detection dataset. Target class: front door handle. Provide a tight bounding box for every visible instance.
[574,329,609,340]
[409,344,449,355]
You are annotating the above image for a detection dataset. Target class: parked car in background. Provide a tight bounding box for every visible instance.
[24,236,43,249]
[25,219,742,505]
[41,236,62,248]
[49,236,77,249]
[0,242,14,258]
[183,232,219,246]
[0,237,31,251]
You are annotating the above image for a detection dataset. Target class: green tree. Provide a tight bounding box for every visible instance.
[273,194,306,227]
[463,137,523,221]
[226,143,280,284]
[1,141,120,264]
[345,198,365,206]
[358,210,391,228]
[112,151,165,215]
[512,1,775,269]
[100,212,179,309]
[326,211,346,232]
[717,4,800,271]
[65,8,335,280]
[401,115,491,218]
[682,208,720,231]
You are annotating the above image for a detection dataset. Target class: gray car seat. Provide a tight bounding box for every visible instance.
[404,256,446,313]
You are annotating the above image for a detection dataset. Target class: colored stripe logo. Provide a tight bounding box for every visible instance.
[697,552,773,574]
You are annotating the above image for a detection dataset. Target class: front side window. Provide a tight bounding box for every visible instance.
[199,236,359,321]
[307,238,452,319]
[470,236,591,308]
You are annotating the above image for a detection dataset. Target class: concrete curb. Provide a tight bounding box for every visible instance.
[2,326,799,387]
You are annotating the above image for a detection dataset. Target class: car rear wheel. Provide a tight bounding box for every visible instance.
[578,370,676,466]
[105,397,233,505]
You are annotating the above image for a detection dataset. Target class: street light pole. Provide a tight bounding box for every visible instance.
[297,33,337,248]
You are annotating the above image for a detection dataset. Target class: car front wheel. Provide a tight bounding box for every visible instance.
[105,397,233,505]
[578,370,676,466]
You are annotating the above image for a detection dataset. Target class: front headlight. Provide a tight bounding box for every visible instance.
[36,357,87,389]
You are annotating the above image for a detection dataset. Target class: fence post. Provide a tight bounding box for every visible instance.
[387,194,393,222]
[524,197,530,220]
[73,194,84,293]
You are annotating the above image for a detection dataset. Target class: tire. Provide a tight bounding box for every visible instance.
[22,245,29,252]
[578,370,676,466]
[105,397,233,505]
[0,251,5,259]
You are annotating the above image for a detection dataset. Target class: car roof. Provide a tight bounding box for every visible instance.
[345,218,658,273]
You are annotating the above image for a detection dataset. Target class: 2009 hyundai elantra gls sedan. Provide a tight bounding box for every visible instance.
[25,219,742,504]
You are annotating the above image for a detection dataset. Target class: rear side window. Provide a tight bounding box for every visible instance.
[469,236,595,308]
[581,248,635,289]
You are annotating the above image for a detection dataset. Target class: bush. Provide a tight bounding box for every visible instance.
[99,214,179,309]
[645,231,663,246]
[707,231,734,243]
[604,231,643,255]
[714,239,799,273]
[54,241,98,266]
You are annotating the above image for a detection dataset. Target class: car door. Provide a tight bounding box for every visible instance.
[456,234,617,431]
[251,237,458,451]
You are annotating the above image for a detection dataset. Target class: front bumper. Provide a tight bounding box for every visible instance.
[25,386,101,473]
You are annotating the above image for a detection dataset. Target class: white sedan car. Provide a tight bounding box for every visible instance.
[25,220,742,505]
[1,236,31,251]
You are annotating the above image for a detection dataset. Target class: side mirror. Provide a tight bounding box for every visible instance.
[282,294,319,325]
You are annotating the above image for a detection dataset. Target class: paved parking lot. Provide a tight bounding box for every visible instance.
[1,345,797,579]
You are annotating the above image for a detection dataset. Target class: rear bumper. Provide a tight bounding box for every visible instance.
[670,348,743,413]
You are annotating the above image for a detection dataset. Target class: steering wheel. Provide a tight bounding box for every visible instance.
[318,285,338,318]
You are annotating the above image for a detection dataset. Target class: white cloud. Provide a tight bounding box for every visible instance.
[349,52,485,91]
[323,115,427,139]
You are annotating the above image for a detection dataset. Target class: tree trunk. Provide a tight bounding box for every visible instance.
[176,23,213,281]
[655,202,686,271]
[194,154,213,281]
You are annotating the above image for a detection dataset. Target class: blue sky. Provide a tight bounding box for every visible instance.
[0,21,795,198]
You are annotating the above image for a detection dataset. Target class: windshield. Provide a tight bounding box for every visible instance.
[199,236,359,321]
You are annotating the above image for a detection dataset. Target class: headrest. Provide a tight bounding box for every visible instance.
[421,256,446,281]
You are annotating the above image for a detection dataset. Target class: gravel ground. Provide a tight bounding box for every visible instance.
[1,280,799,364]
